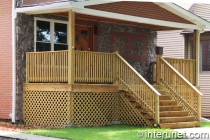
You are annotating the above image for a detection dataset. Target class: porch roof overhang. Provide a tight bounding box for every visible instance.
[15,0,210,30]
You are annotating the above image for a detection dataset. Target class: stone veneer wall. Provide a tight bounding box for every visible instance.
[16,13,68,121]
[98,22,157,83]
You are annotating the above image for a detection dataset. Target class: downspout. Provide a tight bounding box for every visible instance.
[12,0,17,123]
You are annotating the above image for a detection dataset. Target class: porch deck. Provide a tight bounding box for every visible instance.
[23,50,201,128]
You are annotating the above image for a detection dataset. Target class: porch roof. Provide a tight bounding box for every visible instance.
[15,0,210,30]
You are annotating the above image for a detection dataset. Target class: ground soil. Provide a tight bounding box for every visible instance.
[0,121,53,140]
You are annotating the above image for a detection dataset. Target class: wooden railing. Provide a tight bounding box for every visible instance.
[116,53,160,125]
[158,56,202,125]
[74,51,115,83]
[164,58,196,85]
[26,51,68,83]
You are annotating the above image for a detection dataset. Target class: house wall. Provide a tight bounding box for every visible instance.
[16,13,157,121]
[194,4,210,22]
[186,33,210,117]
[157,30,184,58]
[98,22,157,83]
[0,0,12,119]
[194,3,210,118]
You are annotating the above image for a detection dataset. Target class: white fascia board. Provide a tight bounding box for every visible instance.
[155,2,210,29]
[74,8,205,29]
[15,2,73,14]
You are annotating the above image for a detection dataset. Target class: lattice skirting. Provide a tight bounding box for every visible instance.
[24,91,71,128]
[72,92,119,126]
[24,90,148,127]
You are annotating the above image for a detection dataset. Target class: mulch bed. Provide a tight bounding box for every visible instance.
[0,121,54,140]
[0,121,53,132]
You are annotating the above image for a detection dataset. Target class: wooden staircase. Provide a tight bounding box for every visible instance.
[153,85,199,129]
[121,85,200,128]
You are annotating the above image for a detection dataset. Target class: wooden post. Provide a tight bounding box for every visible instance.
[26,53,29,83]
[114,51,119,85]
[194,30,200,86]
[194,30,201,126]
[198,95,201,126]
[156,47,163,85]
[68,10,75,84]
[155,95,160,125]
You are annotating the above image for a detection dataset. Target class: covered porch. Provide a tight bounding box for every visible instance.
[15,1,209,128]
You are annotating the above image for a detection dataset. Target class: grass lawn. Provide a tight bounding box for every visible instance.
[25,125,186,140]
[201,121,210,127]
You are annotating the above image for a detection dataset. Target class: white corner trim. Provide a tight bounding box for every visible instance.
[12,0,16,123]
[155,2,210,29]
[74,8,205,29]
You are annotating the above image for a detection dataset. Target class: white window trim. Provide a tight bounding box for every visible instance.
[34,17,68,52]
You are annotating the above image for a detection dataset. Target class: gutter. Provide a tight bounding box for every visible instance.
[12,0,16,123]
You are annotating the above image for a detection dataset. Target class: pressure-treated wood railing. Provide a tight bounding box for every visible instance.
[74,51,115,83]
[26,51,68,83]
[158,56,202,125]
[116,53,160,124]
[164,57,196,85]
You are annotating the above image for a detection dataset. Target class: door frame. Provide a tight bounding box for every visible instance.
[75,25,94,51]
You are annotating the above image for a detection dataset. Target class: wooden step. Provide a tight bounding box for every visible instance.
[153,85,168,90]
[159,121,199,129]
[160,111,189,117]
[130,99,136,102]
[157,90,167,95]
[159,95,171,100]
[160,105,183,111]
[159,100,177,106]
[160,116,195,123]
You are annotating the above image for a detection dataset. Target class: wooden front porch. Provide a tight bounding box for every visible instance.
[20,2,206,128]
[24,50,202,128]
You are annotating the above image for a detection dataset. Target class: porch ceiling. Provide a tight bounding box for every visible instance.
[15,0,210,30]
[52,12,172,29]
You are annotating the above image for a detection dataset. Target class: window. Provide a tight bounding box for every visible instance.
[35,18,68,52]
[201,41,210,71]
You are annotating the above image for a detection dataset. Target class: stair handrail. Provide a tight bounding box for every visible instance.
[159,56,202,126]
[116,53,161,96]
[115,52,160,124]
[160,57,202,96]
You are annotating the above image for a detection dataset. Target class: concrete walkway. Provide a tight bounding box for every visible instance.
[174,127,210,140]
[0,130,66,140]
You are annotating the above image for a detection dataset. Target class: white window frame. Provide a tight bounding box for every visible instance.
[34,17,68,52]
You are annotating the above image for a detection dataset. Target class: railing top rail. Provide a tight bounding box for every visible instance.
[116,52,161,96]
[75,50,114,55]
[26,50,68,54]
[160,57,203,96]
[163,57,196,61]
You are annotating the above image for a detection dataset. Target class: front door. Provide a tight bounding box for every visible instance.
[75,26,93,51]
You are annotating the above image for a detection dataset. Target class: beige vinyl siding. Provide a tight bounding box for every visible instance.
[194,4,210,22]
[157,30,184,58]
[200,72,210,117]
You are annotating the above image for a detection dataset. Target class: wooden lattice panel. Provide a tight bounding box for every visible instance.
[24,91,71,127]
[72,92,118,126]
[119,92,152,127]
